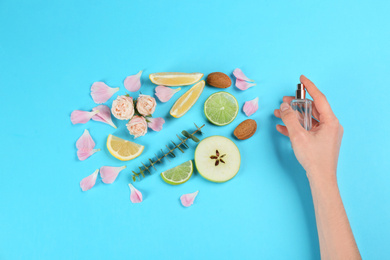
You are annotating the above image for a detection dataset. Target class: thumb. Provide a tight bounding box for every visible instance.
[279,102,304,137]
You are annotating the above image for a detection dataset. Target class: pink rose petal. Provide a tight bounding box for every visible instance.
[180,191,199,207]
[70,110,99,124]
[155,86,181,102]
[90,82,119,104]
[76,129,95,150]
[235,79,256,91]
[243,97,259,117]
[92,105,117,129]
[124,71,142,92]
[147,117,165,132]
[77,149,100,161]
[233,68,254,82]
[76,130,100,161]
[80,169,99,191]
[100,166,126,184]
[128,183,143,203]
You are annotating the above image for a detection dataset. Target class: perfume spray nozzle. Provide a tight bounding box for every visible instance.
[296,83,306,99]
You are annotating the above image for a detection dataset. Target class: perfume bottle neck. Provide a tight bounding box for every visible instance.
[296,83,306,99]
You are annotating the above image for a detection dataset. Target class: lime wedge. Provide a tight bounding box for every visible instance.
[204,92,239,126]
[161,160,193,185]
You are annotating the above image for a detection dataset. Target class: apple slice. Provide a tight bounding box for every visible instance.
[194,136,241,182]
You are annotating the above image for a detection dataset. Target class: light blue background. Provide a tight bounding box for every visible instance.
[1,0,389,259]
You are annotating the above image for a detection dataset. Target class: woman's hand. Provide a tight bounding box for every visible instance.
[274,75,344,183]
[274,75,361,259]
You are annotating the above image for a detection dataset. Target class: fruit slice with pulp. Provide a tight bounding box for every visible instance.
[106,134,144,161]
[149,72,203,86]
[161,160,193,185]
[204,92,239,126]
[194,135,241,182]
[170,80,205,118]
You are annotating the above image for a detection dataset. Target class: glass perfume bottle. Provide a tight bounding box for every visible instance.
[291,83,313,131]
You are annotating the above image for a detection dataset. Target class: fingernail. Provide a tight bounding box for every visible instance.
[280,102,289,111]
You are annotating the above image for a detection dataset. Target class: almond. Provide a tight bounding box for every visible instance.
[234,119,257,140]
[206,72,231,88]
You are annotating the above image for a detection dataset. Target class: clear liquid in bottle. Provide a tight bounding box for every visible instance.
[290,83,313,131]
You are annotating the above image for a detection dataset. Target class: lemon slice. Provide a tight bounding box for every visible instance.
[170,80,205,118]
[149,72,203,86]
[106,134,144,161]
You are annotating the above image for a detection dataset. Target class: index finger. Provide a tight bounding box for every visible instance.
[300,75,335,119]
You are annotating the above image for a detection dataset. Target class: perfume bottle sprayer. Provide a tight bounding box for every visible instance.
[291,83,313,131]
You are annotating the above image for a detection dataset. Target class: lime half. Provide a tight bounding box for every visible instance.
[161,160,193,185]
[204,92,239,126]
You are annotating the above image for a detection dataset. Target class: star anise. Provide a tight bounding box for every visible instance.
[210,150,226,166]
